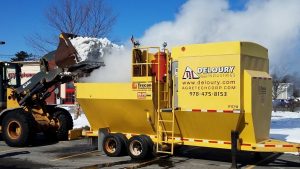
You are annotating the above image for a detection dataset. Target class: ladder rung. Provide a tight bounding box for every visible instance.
[158,120,173,122]
[156,150,173,154]
[157,140,170,143]
[160,108,173,112]
[159,120,173,123]
[158,130,174,133]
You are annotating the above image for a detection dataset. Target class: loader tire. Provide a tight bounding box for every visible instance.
[127,135,151,160]
[43,130,58,142]
[103,134,125,157]
[54,109,73,141]
[2,110,36,147]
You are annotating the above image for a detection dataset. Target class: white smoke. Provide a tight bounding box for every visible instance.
[80,47,132,82]
[79,0,300,82]
[141,0,300,72]
[70,37,131,82]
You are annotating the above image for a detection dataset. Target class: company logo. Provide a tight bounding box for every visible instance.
[132,82,152,90]
[197,66,235,74]
[182,66,235,80]
[182,67,200,79]
[22,80,32,89]
[137,92,147,99]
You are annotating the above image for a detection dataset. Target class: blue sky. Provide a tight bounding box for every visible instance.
[0,0,247,60]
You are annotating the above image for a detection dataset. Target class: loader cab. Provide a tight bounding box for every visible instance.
[0,62,21,111]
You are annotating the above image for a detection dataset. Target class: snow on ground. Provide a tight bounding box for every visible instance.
[270,111,300,143]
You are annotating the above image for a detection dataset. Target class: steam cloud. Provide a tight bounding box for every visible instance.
[141,0,300,73]
[81,47,132,82]
[84,0,300,82]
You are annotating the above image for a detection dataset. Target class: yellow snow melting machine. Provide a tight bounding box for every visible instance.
[76,41,300,161]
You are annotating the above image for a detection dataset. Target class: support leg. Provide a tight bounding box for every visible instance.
[230,130,239,169]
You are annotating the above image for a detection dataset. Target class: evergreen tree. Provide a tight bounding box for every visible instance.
[11,51,34,61]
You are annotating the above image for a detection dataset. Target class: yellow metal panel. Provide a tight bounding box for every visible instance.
[76,83,156,134]
[240,70,256,143]
[172,41,241,60]
[172,41,267,60]
[250,70,272,142]
[173,111,239,141]
[76,83,152,100]
[6,88,20,109]
[177,54,241,111]
[78,98,156,135]
[240,42,268,59]
[240,70,272,143]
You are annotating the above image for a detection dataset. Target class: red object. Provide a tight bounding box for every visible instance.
[151,52,167,82]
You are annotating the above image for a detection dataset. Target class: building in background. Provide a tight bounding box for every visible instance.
[8,61,75,105]
[277,83,294,100]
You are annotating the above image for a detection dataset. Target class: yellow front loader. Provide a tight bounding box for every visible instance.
[0,33,101,147]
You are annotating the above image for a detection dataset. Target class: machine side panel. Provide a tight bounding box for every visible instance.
[177,54,241,111]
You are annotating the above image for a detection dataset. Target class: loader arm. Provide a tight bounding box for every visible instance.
[13,33,102,107]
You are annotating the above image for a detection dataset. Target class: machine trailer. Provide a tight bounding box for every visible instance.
[76,41,300,162]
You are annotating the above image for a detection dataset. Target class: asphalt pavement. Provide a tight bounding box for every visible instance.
[0,135,299,169]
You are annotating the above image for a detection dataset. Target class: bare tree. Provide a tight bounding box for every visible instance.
[27,0,116,54]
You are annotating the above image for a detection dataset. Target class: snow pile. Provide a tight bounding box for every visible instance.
[70,37,122,63]
[58,104,90,129]
[270,111,300,144]
[71,113,90,129]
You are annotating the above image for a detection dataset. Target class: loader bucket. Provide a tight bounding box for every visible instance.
[55,33,79,69]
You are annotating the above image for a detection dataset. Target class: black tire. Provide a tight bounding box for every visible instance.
[54,109,73,141]
[43,129,58,142]
[2,110,36,147]
[103,134,124,157]
[127,135,151,160]
[115,133,128,155]
[140,135,155,157]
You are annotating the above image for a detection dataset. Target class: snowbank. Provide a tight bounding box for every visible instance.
[270,111,300,143]
[58,104,90,129]
[71,113,90,129]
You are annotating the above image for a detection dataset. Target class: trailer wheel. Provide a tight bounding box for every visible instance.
[140,135,155,157]
[54,109,73,141]
[2,110,36,147]
[115,133,128,155]
[103,134,124,157]
[127,135,150,160]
